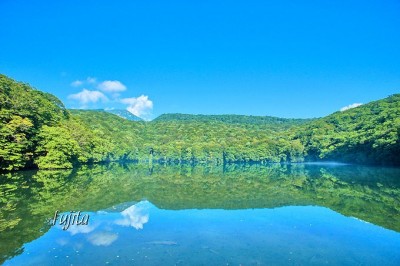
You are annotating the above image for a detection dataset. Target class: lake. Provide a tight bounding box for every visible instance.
[1,163,400,265]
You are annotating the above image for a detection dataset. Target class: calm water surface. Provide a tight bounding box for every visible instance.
[1,163,400,265]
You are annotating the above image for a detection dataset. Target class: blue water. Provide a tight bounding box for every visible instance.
[4,201,400,266]
[1,163,400,265]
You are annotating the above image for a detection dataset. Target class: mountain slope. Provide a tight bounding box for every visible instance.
[105,109,143,121]
[295,94,400,165]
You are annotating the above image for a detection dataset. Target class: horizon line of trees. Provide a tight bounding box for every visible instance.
[1,74,399,171]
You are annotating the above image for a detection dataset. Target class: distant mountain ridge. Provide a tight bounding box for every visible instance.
[153,113,315,131]
[154,113,314,123]
[67,109,143,121]
[105,109,143,121]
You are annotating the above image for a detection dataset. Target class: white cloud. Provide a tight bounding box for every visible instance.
[340,103,363,112]
[71,80,83,87]
[121,95,153,119]
[68,89,108,104]
[98,80,127,93]
[70,77,97,87]
[87,77,97,84]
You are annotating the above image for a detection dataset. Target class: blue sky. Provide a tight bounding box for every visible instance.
[0,0,399,120]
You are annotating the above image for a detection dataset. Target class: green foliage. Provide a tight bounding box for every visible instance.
[0,75,68,170]
[66,94,400,166]
[34,125,80,169]
[154,113,313,131]
[0,116,34,170]
[69,110,144,161]
[1,73,399,170]
[0,75,131,171]
[295,94,400,165]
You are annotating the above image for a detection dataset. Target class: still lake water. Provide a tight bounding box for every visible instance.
[1,163,400,265]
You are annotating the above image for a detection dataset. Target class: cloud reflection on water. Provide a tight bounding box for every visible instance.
[87,232,119,246]
[114,201,150,230]
[51,201,151,249]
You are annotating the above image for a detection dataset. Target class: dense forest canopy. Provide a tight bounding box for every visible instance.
[0,74,399,171]
[154,113,314,130]
[295,94,400,165]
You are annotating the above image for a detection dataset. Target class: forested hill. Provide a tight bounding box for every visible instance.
[154,113,314,131]
[294,94,400,165]
[0,74,70,170]
[0,74,399,171]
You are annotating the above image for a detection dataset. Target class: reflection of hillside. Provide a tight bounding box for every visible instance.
[1,163,400,263]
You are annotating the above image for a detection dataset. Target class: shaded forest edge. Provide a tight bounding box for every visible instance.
[1,74,399,171]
